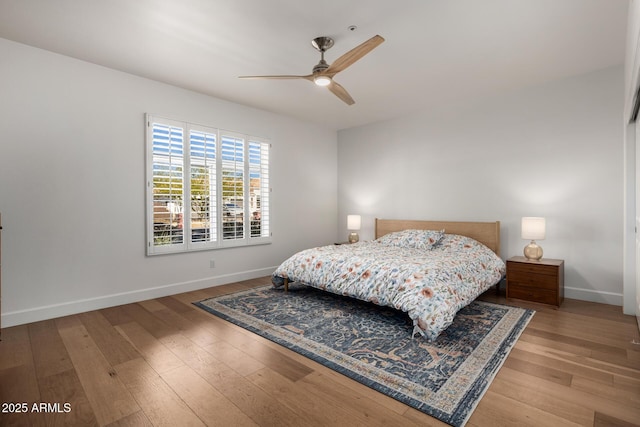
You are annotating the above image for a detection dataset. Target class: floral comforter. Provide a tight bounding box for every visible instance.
[272,233,506,341]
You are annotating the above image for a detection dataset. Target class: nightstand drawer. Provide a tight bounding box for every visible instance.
[507,262,558,277]
[506,270,558,290]
[507,285,558,305]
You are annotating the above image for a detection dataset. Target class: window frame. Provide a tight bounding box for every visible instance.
[145,114,271,255]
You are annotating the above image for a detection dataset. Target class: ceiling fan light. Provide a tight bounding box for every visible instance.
[314,75,331,86]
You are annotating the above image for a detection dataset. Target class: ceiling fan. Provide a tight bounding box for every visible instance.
[239,34,385,105]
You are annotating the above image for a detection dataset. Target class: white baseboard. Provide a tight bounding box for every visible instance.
[564,286,623,306]
[2,275,624,329]
[1,267,277,328]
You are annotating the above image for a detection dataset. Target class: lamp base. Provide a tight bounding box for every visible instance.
[348,232,359,243]
[524,240,543,260]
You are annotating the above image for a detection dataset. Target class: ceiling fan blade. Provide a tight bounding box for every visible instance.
[239,74,313,81]
[328,80,355,105]
[325,35,385,75]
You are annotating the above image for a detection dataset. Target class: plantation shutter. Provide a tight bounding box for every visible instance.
[248,139,270,242]
[220,133,246,245]
[148,119,185,254]
[189,126,217,249]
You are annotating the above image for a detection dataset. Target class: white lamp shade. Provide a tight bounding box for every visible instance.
[521,217,546,240]
[347,214,361,231]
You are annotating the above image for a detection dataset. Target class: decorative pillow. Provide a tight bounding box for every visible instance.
[376,229,445,250]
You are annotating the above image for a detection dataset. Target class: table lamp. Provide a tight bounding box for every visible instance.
[521,217,545,260]
[347,214,361,243]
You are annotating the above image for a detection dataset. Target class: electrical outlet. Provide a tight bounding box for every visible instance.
[209,259,215,268]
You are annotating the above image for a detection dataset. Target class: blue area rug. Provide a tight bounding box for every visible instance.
[194,283,534,426]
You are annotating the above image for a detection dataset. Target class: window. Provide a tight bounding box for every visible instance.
[146,115,271,255]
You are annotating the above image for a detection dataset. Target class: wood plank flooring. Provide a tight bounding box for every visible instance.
[1,277,639,426]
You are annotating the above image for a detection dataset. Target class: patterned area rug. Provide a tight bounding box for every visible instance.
[195,284,534,426]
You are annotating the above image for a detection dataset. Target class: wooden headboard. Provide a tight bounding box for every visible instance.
[375,218,501,256]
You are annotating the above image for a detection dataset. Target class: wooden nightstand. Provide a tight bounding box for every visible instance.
[506,256,564,307]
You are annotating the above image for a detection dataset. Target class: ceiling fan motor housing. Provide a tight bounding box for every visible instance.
[313,59,329,74]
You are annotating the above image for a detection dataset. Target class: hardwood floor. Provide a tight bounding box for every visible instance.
[1,277,639,426]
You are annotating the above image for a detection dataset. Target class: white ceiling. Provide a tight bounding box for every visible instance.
[0,0,630,130]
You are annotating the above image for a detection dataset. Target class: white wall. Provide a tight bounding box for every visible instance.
[0,38,338,327]
[338,66,624,305]
[623,0,640,324]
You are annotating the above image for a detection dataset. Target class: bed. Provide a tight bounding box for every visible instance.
[271,219,506,341]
